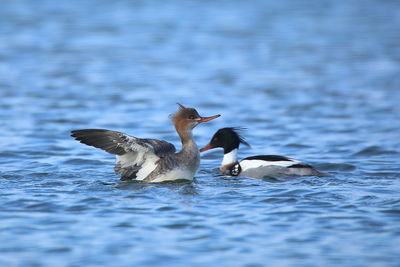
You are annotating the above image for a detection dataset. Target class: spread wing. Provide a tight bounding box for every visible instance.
[71,129,176,157]
[71,129,176,180]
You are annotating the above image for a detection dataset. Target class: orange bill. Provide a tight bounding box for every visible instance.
[197,114,220,123]
[199,144,215,152]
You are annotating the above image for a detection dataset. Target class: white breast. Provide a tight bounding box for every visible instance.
[221,149,238,166]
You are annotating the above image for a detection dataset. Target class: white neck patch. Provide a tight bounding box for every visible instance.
[221,149,238,166]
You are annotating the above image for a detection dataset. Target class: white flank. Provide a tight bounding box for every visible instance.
[151,168,195,183]
[240,159,301,170]
[221,149,238,166]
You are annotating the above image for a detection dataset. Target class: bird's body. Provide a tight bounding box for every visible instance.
[71,105,220,182]
[200,128,326,178]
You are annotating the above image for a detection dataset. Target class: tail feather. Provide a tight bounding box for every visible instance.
[288,163,328,177]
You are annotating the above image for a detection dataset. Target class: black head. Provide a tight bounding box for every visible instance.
[200,127,250,154]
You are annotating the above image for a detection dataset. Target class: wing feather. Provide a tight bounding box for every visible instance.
[71,129,176,180]
[70,129,176,156]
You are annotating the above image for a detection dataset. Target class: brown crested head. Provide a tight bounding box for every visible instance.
[171,103,201,128]
[171,103,221,137]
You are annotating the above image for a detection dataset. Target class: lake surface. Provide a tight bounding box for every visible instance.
[1,0,400,266]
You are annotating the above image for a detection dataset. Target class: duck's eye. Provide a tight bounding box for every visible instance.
[189,115,195,120]
[213,138,218,142]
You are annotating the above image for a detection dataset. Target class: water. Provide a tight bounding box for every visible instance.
[1,0,400,266]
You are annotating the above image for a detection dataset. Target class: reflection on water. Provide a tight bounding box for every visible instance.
[1,0,400,266]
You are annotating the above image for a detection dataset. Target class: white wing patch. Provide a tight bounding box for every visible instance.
[116,152,141,168]
[115,152,159,180]
[135,154,159,180]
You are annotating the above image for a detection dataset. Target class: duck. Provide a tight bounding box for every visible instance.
[200,127,326,178]
[71,104,220,182]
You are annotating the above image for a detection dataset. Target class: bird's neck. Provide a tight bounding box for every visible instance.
[175,124,198,153]
[221,148,238,169]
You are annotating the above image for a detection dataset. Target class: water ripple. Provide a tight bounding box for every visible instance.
[0,0,399,266]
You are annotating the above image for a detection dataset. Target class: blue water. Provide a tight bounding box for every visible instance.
[1,0,400,266]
